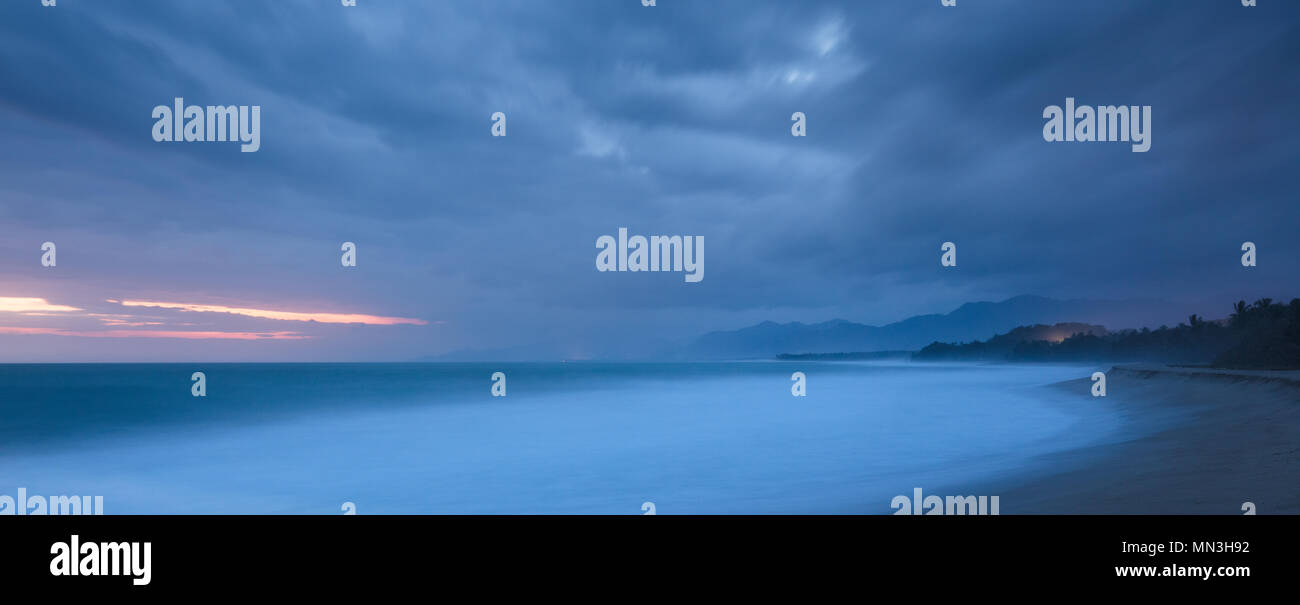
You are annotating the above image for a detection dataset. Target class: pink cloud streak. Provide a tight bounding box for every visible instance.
[0,327,307,340]
[116,300,428,326]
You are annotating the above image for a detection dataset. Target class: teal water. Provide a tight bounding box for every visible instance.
[0,362,1120,513]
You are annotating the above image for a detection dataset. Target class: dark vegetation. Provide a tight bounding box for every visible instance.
[912,299,1300,370]
[910,323,1105,361]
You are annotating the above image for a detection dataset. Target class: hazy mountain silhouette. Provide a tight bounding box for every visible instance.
[682,295,1198,359]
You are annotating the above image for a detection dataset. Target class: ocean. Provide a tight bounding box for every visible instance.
[0,361,1122,514]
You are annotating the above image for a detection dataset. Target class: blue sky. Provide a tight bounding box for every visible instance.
[1,0,1297,361]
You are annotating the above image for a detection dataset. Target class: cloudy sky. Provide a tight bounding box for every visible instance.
[1,0,1296,362]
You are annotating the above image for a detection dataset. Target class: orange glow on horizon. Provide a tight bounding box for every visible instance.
[0,297,83,314]
[0,326,307,340]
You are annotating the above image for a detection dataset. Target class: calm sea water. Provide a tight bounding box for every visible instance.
[0,361,1120,513]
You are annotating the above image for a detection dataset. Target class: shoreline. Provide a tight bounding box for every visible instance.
[979,364,1300,514]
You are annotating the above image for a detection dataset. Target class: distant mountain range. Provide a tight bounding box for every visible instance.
[681,295,1200,360]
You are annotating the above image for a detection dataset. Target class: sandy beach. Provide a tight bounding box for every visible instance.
[991,365,1300,514]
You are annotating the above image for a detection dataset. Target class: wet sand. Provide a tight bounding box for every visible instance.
[992,365,1300,514]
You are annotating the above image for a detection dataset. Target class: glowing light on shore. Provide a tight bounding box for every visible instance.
[116,300,428,326]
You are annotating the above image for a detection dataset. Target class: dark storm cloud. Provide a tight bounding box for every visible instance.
[0,0,1296,360]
